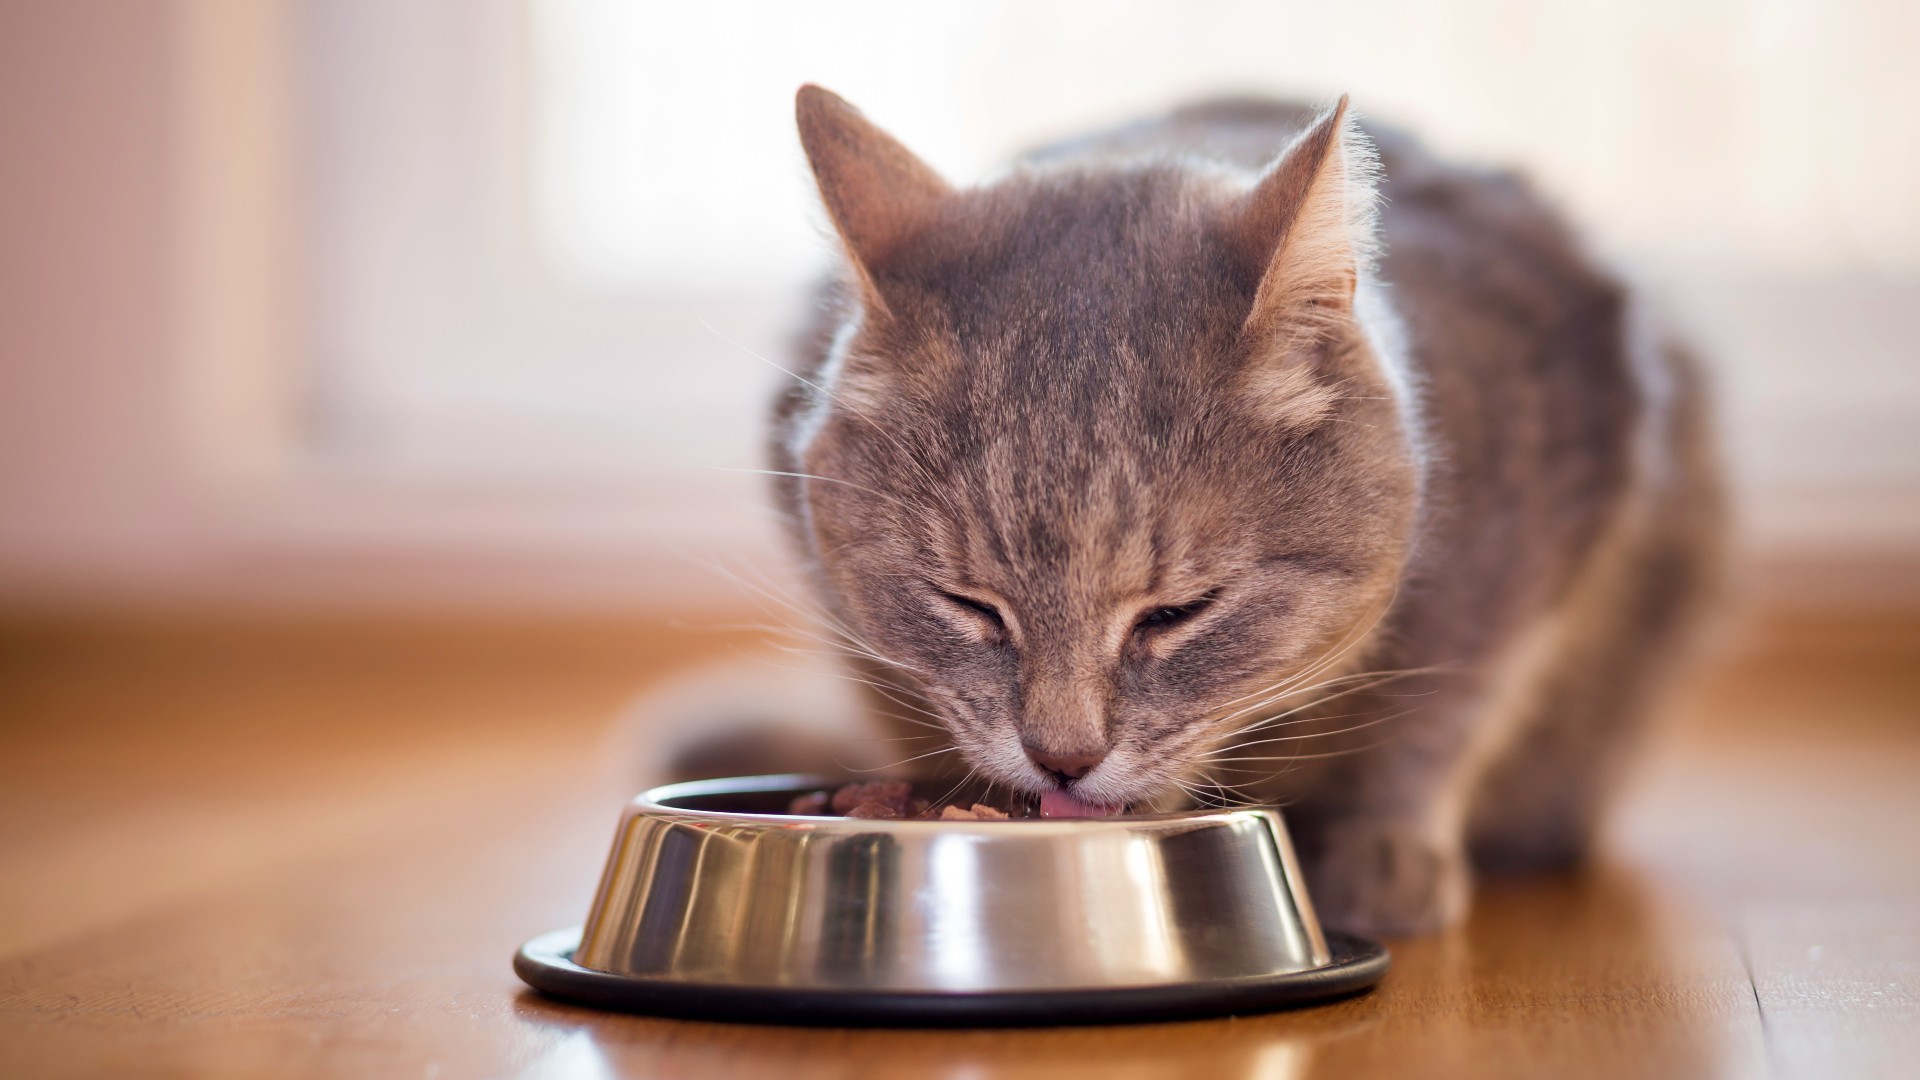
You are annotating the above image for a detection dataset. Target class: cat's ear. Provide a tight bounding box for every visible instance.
[1228,95,1380,336]
[796,85,951,314]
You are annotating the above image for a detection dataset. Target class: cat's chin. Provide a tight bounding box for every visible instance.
[1037,789,1125,819]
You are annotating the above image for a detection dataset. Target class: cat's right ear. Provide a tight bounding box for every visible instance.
[1228,95,1380,339]
[796,85,951,316]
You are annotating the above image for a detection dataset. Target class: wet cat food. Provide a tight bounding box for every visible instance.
[787,781,1017,820]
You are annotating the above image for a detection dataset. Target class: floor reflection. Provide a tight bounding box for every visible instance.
[1306,861,1764,1078]
[512,989,1376,1080]
[511,861,1759,1080]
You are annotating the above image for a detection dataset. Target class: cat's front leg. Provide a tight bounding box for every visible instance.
[1298,814,1472,937]
[1277,680,1512,936]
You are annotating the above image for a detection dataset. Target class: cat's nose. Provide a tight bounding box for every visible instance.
[1026,747,1107,780]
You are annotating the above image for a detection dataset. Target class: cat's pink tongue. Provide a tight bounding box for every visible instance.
[1039,789,1124,819]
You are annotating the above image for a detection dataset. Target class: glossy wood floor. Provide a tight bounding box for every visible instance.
[0,605,1915,1079]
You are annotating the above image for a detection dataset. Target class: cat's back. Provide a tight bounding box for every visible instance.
[1027,98,1577,244]
[1026,97,1626,368]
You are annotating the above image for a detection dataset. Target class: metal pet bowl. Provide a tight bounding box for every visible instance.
[515,774,1387,1026]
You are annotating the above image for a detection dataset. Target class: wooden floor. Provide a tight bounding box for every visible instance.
[0,606,1916,1079]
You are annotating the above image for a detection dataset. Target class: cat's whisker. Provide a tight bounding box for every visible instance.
[1209,665,1450,735]
[1203,582,1403,714]
[699,557,846,633]
[844,718,948,734]
[751,619,894,656]
[1234,610,1395,701]
[837,743,958,775]
[1233,655,1457,715]
[1169,764,1262,810]
[1166,778,1212,808]
[1206,673,1410,742]
[765,638,927,678]
[1205,740,1399,766]
[698,557,924,680]
[1208,663,1433,728]
[680,619,821,639]
[1208,689,1438,756]
[927,765,979,812]
[860,682,955,727]
[694,315,971,526]
[1212,702,1393,749]
[1204,710,1421,766]
[732,649,950,729]
[1201,706,1419,758]
[1228,588,1397,699]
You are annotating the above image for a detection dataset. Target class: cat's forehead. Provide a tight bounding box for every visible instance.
[835,170,1265,500]
[910,375,1258,599]
[885,165,1246,343]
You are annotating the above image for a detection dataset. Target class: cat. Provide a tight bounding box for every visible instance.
[763,85,1721,935]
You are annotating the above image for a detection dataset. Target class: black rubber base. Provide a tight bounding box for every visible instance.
[514,927,1389,1027]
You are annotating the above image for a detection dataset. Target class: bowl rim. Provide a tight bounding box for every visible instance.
[637,772,1278,830]
[516,924,1389,1026]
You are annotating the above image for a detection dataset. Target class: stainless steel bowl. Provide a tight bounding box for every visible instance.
[515,775,1387,1025]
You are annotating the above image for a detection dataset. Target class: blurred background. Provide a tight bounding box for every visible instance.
[2,0,1916,615]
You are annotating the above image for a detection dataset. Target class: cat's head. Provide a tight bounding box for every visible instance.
[782,86,1419,812]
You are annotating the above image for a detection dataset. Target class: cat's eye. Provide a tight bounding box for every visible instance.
[939,591,1007,634]
[1132,590,1220,636]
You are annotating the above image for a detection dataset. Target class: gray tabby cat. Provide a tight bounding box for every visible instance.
[766,86,1720,934]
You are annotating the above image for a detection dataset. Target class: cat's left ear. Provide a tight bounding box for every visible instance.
[1227,95,1381,336]
[796,84,952,316]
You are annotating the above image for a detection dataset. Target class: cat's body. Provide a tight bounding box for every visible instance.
[767,89,1720,935]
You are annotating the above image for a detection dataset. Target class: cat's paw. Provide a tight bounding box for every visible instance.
[1303,819,1471,937]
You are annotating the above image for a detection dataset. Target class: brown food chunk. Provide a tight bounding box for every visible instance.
[939,803,1010,821]
[786,780,1021,819]
[829,780,913,816]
